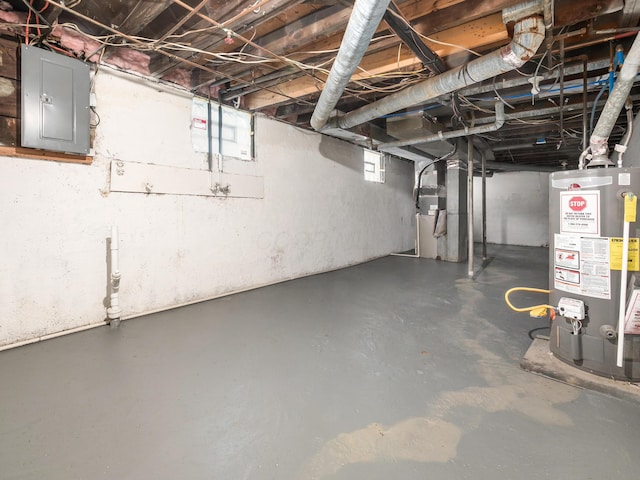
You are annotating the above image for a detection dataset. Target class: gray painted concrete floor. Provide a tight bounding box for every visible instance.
[1,244,639,480]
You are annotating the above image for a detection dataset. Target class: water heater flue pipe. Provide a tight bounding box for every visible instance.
[588,33,640,167]
[330,4,544,130]
[107,225,122,327]
[310,0,392,131]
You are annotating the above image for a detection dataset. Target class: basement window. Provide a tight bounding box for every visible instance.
[364,150,385,183]
[191,98,253,161]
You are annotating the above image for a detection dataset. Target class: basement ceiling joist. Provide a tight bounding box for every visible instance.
[0,0,638,171]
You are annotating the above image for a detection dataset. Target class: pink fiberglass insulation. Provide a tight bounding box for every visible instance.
[161,68,192,90]
[104,48,151,76]
[0,8,23,24]
[52,26,102,62]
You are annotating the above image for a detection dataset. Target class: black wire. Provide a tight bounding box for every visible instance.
[19,0,53,29]
[415,145,457,209]
[90,106,100,127]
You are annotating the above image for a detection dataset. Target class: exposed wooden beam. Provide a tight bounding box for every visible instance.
[410,0,522,35]
[0,78,17,118]
[383,4,446,74]
[254,4,351,54]
[155,0,210,43]
[245,12,508,109]
[118,0,176,36]
[0,38,18,80]
[149,0,308,78]
[0,145,92,164]
[0,117,17,147]
[554,0,623,26]
[183,0,468,91]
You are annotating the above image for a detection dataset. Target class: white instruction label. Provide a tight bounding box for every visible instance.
[560,190,600,236]
[554,234,610,299]
[625,289,640,334]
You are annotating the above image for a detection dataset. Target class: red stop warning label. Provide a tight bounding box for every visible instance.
[560,190,600,236]
[569,196,587,211]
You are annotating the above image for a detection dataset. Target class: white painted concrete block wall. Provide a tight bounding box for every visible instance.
[0,70,414,348]
[473,171,549,247]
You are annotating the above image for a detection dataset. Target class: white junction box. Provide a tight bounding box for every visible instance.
[557,297,586,320]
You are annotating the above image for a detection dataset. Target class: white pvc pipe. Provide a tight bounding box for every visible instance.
[617,202,631,367]
[107,225,122,321]
[467,139,474,278]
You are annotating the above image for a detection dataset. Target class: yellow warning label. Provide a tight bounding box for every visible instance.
[625,194,637,223]
[610,237,640,271]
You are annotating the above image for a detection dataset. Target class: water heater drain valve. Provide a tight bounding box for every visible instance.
[557,297,586,320]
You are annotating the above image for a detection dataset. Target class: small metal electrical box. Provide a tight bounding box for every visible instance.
[21,44,90,155]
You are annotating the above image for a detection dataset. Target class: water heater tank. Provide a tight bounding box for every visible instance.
[549,167,640,380]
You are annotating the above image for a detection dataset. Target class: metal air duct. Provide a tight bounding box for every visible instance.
[310,0,392,131]
[328,2,544,130]
[379,102,505,150]
[588,33,640,167]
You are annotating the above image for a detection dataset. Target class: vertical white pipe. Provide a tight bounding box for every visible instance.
[467,139,474,278]
[481,151,487,263]
[107,225,122,322]
[617,217,630,367]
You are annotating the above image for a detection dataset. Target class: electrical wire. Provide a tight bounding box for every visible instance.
[504,287,555,313]
[415,145,457,209]
[90,106,100,127]
[25,0,32,45]
[590,84,608,136]
[385,8,482,57]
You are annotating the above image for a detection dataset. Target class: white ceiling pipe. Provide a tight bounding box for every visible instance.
[310,0,392,131]
[379,102,505,150]
[589,32,640,165]
[334,4,545,130]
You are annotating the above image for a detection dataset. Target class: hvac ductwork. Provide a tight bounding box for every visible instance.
[588,32,640,166]
[310,0,392,131]
[313,2,544,131]
[379,102,505,151]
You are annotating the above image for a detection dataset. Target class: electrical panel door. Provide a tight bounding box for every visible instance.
[21,44,90,155]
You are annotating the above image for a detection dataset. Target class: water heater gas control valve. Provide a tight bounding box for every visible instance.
[557,297,586,320]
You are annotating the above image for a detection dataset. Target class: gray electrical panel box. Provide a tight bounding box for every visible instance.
[21,44,90,155]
